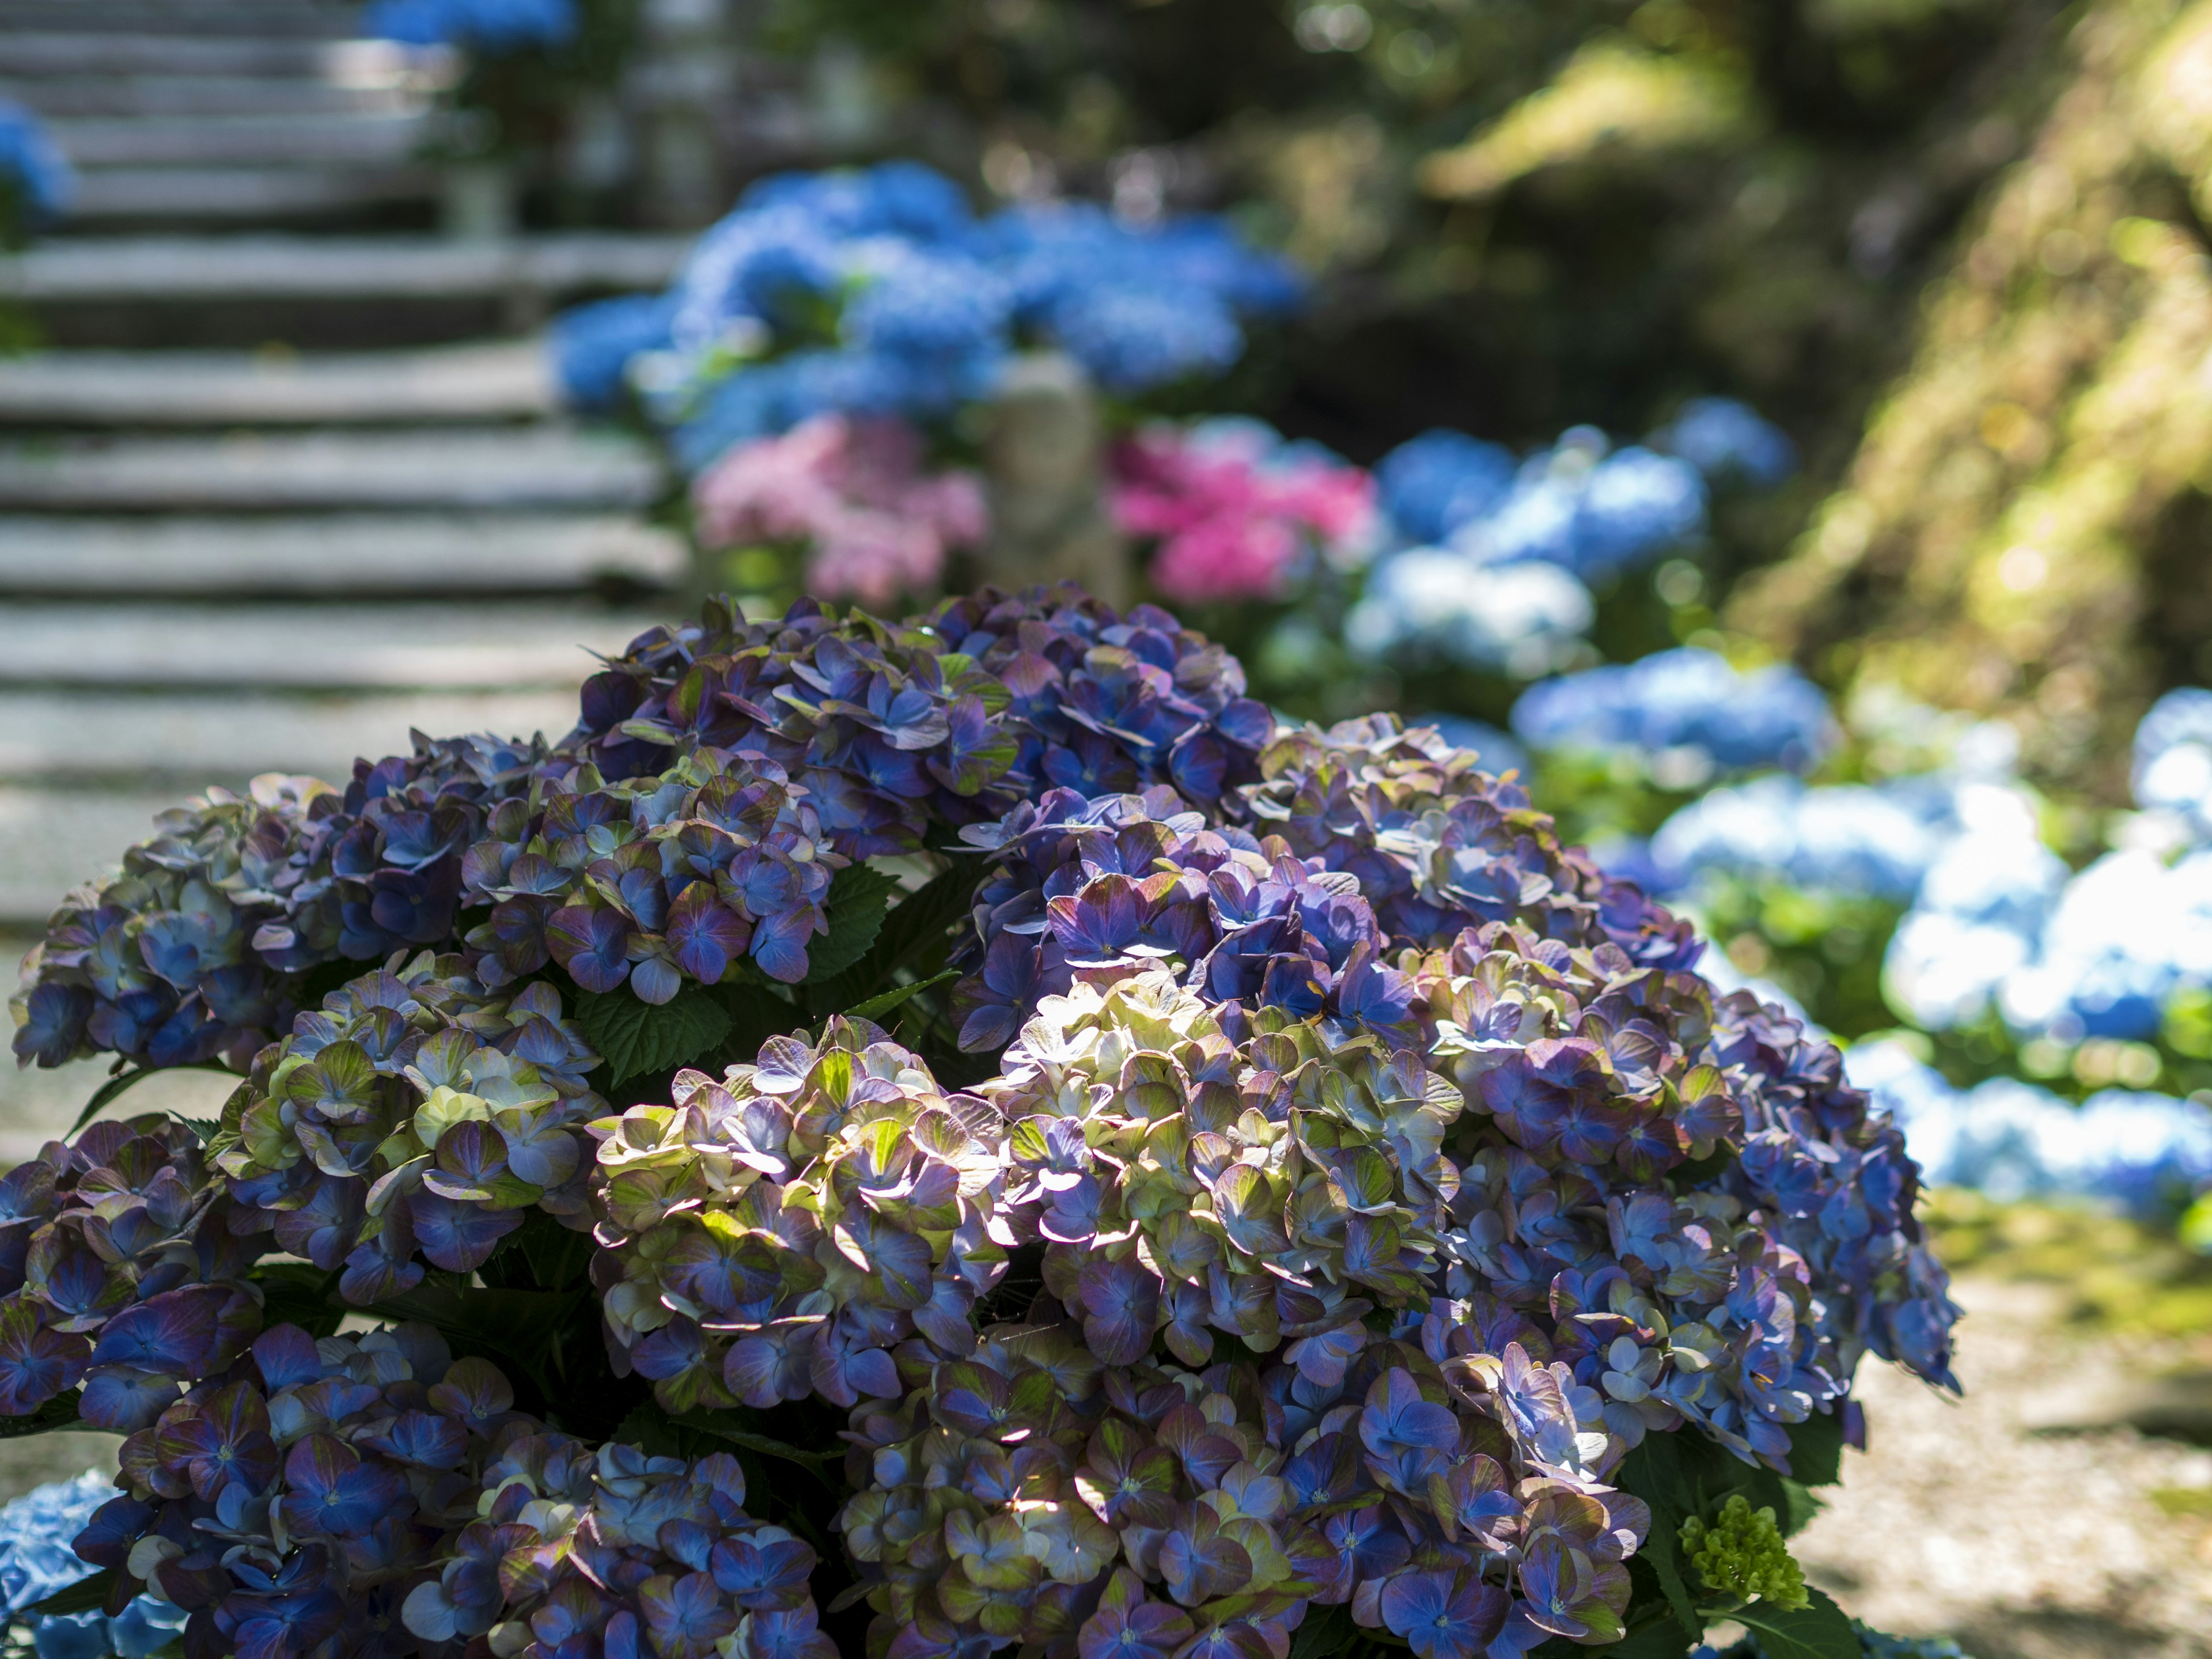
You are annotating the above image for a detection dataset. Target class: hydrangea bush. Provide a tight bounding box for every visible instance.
[1,585,1960,1659]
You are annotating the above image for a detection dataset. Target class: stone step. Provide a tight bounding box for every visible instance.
[0,428,664,510]
[0,603,658,691]
[0,343,552,425]
[0,74,412,118]
[0,788,254,925]
[0,514,690,594]
[0,3,363,38]
[1,32,361,78]
[47,111,435,169]
[0,688,585,784]
[1,233,690,304]
[68,163,440,222]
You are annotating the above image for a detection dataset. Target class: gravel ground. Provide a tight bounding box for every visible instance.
[1798,1275,2212,1657]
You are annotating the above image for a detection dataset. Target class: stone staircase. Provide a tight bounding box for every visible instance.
[0,0,699,1150]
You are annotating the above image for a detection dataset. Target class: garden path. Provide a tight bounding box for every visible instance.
[0,0,695,1155]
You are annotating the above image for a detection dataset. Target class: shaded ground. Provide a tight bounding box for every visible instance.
[1800,1273,2212,1658]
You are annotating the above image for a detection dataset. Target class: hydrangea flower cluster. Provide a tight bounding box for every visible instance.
[1644,776,1956,904]
[1105,419,1376,606]
[13,733,550,1076]
[0,100,73,233]
[549,164,1303,475]
[693,414,988,609]
[365,0,577,50]
[948,787,1410,1052]
[210,952,604,1303]
[592,1017,1006,1415]
[920,586,1276,809]
[459,747,842,996]
[403,1435,834,1659]
[1510,650,1835,786]
[1,1471,185,1659]
[1869,688,2212,1045]
[74,1323,555,1659]
[1230,717,1701,972]
[1846,1040,2212,1219]
[1351,413,1791,673]
[0,1114,263,1432]
[2,582,1961,1659]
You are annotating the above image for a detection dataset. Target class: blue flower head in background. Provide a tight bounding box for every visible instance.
[1511,647,1836,783]
[0,1471,186,1659]
[551,162,1307,471]
[366,0,578,51]
[0,101,74,235]
[1652,396,1799,490]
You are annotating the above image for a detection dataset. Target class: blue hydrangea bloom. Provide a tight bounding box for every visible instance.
[1651,397,1798,489]
[1510,647,1835,779]
[547,293,674,412]
[555,166,1305,461]
[1848,1039,2212,1218]
[365,0,577,50]
[2133,685,2212,836]
[0,1469,185,1659]
[0,100,74,229]
[1650,775,1955,901]
[1373,430,1518,544]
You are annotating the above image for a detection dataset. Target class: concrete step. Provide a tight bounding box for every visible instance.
[0,74,415,118]
[48,111,435,169]
[0,3,364,38]
[68,163,440,222]
[0,427,664,510]
[0,603,658,691]
[0,787,255,925]
[0,514,690,594]
[0,343,553,425]
[0,688,584,784]
[1,32,364,78]
[1,233,690,304]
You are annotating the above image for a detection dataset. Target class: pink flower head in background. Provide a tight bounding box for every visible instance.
[692,414,988,608]
[1108,417,1377,605]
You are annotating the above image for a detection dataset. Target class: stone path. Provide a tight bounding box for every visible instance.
[0,3,695,901]
[0,0,696,1141]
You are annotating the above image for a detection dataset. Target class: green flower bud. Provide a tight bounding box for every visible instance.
[1678,1493,1809,1611]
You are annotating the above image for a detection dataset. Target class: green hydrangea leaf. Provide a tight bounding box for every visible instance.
[1732,1588,1861,1659]
[841,968,959,1025]
[803,863,904,985]
[577,982,733,1084]
[249,1261,344,1338]
[1785,1407,1847,1489]
[0,1388,79,1440]
[24,1568,116,1618]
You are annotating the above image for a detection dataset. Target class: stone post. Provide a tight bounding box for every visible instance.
[979,353,1130,608]
[631,0,736,228]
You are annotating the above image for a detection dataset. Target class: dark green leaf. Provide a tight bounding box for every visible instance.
[0,1389,79,1439]
[667,1410,832,1464]
[1731,1589,1861,1659]
[249,1262,344,1338]
[1621,1438,1705,1644]
[577,982,733,1085]
[804,864,903,986]
[355,1283,584,1400]
[25,1570,115,1618]
[1578,1611,1704,1658]
[1785,1409,1847,1489]
[176,1117,221,1146]
[70,1062,228,1135]
[815,858,982,1006]
[841,969,959,1025]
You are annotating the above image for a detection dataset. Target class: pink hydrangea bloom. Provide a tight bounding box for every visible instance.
[692,414,988,609]
[1108,419,1376,605]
